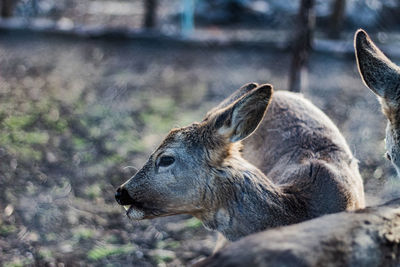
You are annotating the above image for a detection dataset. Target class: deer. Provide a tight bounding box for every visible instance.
[115,83,365,242]
[355,29,400,177]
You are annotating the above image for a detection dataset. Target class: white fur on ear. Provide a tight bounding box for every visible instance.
[215,84,273,142]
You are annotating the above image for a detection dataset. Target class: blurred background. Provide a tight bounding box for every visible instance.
[0,0,399,266]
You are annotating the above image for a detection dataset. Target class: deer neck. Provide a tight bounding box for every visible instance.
[198,158,308,241]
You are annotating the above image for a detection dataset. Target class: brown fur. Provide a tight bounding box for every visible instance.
[116,83,365,241]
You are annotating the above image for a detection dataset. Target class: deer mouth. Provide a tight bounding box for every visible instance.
[123,199,148,220]
[124,204,145,220]
[124,201,165,220]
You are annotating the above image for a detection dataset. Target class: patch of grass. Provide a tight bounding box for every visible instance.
[16,145,43,161]
[139,96,177,133]
[184,217,203,229]
[88,154,124,174]
[4,257,33,267]
[72,137,89,150]
[0,99,71,163]
[87,244,135,261]
[0,128,49,162]
[114,130,145,154]
[0,133,11,145]
[156,240,180,250]
[165,240,180,249]
[105,234,119,244]
[13,145,42,160]
[38,248,53,261]
[84,184,102,200]
[156,240,166,249]
[73,228,95,241]
[89,126,102,138]
[149,97,175,114]
[154,255,174,264]
[4,261,23,267]
[176,108,206,127]
[80,151,94,163]
[3,115,36,130]
[130,139,146,153]
[2,130,49,146]
[152,250,175,264]
[45,232,57,242]
[0,224,17,237]
[50,119,68,133]
[139,112,175,133]
[14,131,49,145]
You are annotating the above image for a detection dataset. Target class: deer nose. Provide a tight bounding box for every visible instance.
[115,187,135,205]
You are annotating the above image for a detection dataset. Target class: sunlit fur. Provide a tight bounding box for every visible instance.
[118,83,365,241]
[355,29,400,176]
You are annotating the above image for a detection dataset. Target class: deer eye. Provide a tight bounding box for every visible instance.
[158,156,175,167]
[385,152,392,161]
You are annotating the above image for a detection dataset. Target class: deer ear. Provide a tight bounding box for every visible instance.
[214,82,259,111]
[204,83,259,120]
[211,84,273,142]
[355,29,400,103]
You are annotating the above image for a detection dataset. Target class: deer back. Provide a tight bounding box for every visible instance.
[243,91,365,214]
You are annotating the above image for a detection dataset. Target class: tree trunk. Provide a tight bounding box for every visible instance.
[288,0,315,92]
[329,0,346,39]
[143,0,158,29]
[1,0,17,18]
[196,198,400,267]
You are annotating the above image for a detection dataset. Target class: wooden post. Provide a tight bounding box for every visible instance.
[143,0,158,29]
[1,0,17,18]
[288,0,315,92]
[329,0,346,39]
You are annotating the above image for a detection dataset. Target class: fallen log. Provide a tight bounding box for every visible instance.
[197,198,400,267]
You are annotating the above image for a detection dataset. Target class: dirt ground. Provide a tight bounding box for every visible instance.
[0,31,398,266]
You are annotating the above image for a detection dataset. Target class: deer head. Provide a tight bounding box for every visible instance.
[355,29,400,176]
[115,83,273,222]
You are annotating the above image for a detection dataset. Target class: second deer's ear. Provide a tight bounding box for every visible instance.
[211,84,273,142]
[355,29,400,102]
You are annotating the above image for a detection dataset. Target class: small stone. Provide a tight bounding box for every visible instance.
[135,250,144,259]
[5,204,14,217]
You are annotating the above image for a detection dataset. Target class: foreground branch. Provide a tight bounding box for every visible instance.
[197,198,400,266]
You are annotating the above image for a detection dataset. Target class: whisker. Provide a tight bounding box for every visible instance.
[123,166,138,173]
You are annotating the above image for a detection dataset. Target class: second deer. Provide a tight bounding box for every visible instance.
[355,29,400,177]
[115,83,365,241]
